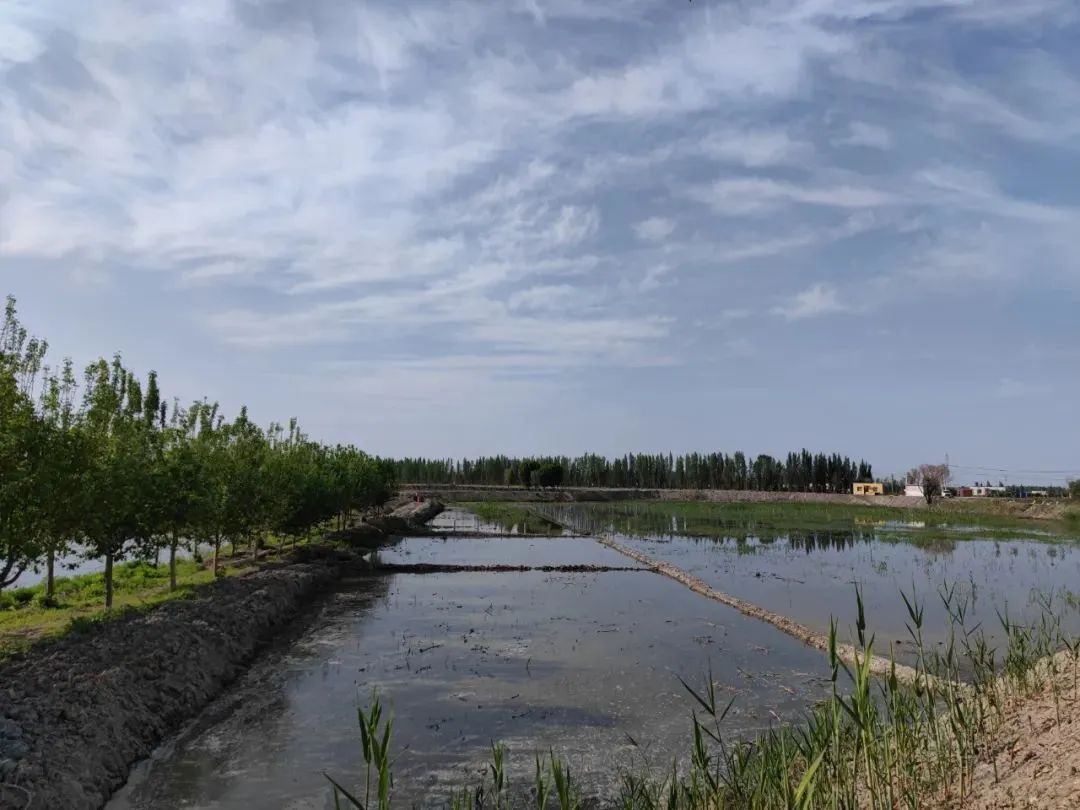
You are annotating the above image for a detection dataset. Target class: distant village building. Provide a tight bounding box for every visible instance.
[970,486,1007,497]
[853,482,884,496]
[904,484,924,497]
[955,486,973,497]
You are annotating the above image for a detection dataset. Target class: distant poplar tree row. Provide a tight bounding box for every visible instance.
[393,451,876,492]
[0,296,394,607]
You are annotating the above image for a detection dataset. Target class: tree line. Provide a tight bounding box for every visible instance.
[393,451,877,493]
[0,296,394,607]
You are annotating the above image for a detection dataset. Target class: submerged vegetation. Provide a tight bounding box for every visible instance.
[0,295,393,611]
[329,588,1080,809]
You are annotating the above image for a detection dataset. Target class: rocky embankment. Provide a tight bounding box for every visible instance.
[0,501,444,810]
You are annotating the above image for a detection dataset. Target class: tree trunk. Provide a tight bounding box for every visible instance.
[212,536,221,577]
[250,533,260,565]
[104,550,114,610]
[169,530,178,591]
[46,547,55,600]
[154,545,160,568]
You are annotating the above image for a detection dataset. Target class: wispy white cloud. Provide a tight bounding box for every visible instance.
[634,216,676,242]
[638,263,676,293]
[835,121,892,150]
[699,128,813,167]
[771,284,849,320]
[691,176,896,216]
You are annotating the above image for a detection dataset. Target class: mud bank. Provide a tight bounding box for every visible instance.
[0,548,361,810]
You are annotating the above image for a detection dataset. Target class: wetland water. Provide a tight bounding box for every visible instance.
[107,503,1079,807]
[109,533,830,809]
[537,502,1080,659]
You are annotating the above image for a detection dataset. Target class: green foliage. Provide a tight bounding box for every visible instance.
[0,295,392,609]
[392,450,879,493]
[536,462,564,489]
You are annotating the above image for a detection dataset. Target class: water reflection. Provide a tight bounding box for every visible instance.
[538,503,1080,662]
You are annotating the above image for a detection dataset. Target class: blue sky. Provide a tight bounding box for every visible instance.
[1,0,1078,484]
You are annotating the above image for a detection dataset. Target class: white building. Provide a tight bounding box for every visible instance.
[904,484,924,497]
[970,486,1006,497]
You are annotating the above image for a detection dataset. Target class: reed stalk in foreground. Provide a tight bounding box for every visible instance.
[327,585,1078,809]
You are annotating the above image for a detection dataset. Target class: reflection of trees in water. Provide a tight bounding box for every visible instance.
[536,504,963,558]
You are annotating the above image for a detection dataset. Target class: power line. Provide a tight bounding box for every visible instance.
[947,464,1080,476]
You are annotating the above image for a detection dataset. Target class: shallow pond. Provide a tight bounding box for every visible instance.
[536,503,1080,658]
[376,534,639,568]
[109,558,831,808]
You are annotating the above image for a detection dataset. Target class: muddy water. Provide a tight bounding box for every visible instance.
[377,535,639,568]
[109,541,831,809]
[541,504,1080,658]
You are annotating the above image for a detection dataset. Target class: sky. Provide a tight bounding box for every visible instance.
[1,0,1079,484]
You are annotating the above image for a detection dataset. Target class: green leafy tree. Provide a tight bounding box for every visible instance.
[37,359,88,599]
[520,460,541,489]
[537,462,564,489]
[191,401,231,577]
[0,296,47,591]
[80,357,157,609]
[160,401,204,590]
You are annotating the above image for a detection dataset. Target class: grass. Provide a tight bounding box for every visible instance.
[327,586,1080,809]
[459,503,565,536]
[0,523,352,660]
[0,556,254,658]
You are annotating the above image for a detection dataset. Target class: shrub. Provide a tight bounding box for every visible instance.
[32,593,59,609]
[10,586,37,606]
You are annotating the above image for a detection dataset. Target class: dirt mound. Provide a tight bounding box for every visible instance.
[328,499,446,546]
[958,653,1080,809]
[0,548,355,810]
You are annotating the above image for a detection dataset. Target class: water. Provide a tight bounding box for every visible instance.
[427,506,568,537]
[537,503,1080,657]
[109,550,831,809]
[376,535,639,568]
[106,501,1079,807]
